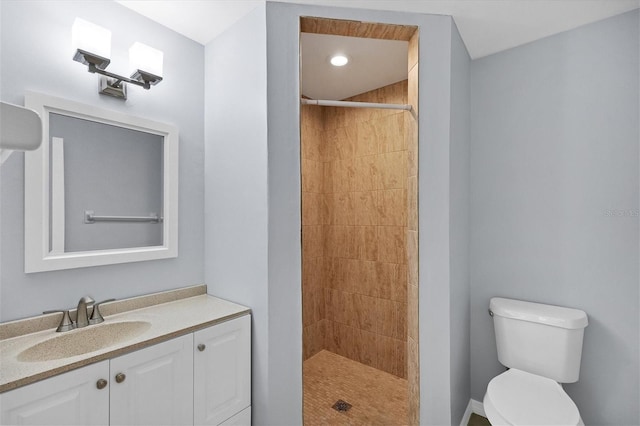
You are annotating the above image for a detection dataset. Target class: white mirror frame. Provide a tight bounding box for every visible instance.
[24,92,178,273]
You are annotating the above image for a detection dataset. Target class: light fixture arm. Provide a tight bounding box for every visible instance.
[87,63,152,90]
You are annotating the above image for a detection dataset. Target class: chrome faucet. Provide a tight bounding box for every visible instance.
[44,296,116,332]
[75,296,95,328]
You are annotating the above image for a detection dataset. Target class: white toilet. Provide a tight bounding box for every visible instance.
[483,297,588,426]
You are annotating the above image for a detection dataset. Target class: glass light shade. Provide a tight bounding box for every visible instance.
[72,18,111,60]
[129,42,163,78]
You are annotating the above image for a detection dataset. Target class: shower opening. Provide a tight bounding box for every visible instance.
[300,16,419,425]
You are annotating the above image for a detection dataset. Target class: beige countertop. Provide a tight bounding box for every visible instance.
[0,288,250,393]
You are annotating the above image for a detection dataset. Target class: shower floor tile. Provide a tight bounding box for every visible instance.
[304,350,408,425]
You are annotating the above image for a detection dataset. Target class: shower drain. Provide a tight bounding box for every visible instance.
[332,400,352,412]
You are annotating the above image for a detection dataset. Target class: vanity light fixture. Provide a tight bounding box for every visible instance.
[329,54,349,67]
[72,18,163,100]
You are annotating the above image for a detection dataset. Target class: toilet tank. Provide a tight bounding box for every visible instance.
[490,297,588,383]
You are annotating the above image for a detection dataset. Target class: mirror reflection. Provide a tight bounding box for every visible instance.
[48,113,164,253]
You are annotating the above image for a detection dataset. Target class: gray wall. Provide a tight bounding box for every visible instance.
[0,0,204,321]
[449,21,471,426]
[264,4,304,424]
[470,10,639,425]
[416,14,460,426]
[264,3,466,424]
[204,2,468,423]
[203,4,270,423]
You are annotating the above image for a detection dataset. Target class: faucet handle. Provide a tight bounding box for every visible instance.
[43,309,76,332]
[89,299,116,325]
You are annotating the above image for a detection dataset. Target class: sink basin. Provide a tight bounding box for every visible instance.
[17,321,151,362]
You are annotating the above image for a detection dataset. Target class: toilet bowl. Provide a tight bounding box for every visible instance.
[483,368,583,426]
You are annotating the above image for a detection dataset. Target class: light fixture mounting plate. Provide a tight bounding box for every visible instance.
[99,77,127,99]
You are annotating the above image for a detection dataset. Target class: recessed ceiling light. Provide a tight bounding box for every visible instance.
[330,54,349,67]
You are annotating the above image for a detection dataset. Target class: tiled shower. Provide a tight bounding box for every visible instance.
[302,81,410,377]
[301,22,419,424]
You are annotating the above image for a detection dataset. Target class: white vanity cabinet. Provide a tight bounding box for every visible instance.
[194,315,251,425]
[0,314,251,426]
[0,360,110,426]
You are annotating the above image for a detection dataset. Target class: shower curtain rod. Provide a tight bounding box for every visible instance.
[301,98,413,111]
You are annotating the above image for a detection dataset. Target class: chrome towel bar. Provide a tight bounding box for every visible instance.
[84,210,162,224]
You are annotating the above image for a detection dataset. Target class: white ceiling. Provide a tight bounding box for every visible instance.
[116,0,639,59]
[116,0,639,100]
[115,1,263,47]
[301,33,408,100]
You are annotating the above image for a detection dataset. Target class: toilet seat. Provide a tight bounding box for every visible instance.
[483,369,583,426]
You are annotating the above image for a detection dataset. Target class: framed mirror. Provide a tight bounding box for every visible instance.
[24,92,178,273]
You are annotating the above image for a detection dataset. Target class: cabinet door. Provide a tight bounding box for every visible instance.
[110,333,193,426]
[194,315,251,425]
[219,406,251,426]
[0,360,109,426]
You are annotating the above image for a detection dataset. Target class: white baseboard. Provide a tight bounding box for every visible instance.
[460,400,473,426]
[460,398,487,425]
[471,398,486,418]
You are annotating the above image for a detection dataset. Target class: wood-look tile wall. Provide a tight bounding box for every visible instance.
[324,81,408,379]
[406,29,420,426]
[301,16,416,41]
[302,104,328,361]
[301,81,409,380]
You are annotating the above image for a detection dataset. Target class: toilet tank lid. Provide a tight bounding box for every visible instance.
[490,297,588,329]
